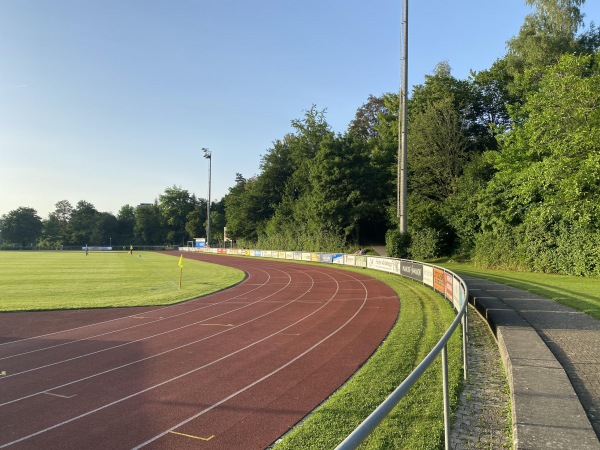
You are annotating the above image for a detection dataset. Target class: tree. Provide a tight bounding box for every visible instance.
[91,212,118,246]
[134,203,163,245]
[408,96,471,202]
[224,175,260,241]
[185,198,207,244]
[116,205,136,245]
[475,52,600,275]
[504,0,597,96]
[0,207,43,248]
[305,134,383,243]
[67,201,98,245]
[40,214,63,249]
[348,94,388,139]
[45,200,73,246]
[158,186,196,245]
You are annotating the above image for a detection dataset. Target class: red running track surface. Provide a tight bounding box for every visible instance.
[0,252,399,449]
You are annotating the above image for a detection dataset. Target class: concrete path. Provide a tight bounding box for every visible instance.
[465,275,600,449]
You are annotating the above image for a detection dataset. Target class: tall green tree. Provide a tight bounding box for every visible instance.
[408,96,471,203]
[67,201,98,245]
[505,0,598,96]
[91,212,118,246]
[134,203,163,245]
[224,174,261,242]
[116,205,136,245]
[40,214,63,249]
[305,134,382,243]
[0,207,43,248]
[475,52,600,275]
[185,198,207,244]
[158,186,196,245]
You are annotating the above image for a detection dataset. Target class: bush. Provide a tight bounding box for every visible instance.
[408,227,441,260]
[385,228,410,258]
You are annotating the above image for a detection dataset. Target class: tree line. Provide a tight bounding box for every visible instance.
[0,188,224,249]
[222,0,600,275]
[2,0,599,275]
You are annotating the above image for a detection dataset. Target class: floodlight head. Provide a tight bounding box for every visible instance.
[202,147,211,159]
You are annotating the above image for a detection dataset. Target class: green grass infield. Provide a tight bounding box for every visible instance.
[0,251,245,312]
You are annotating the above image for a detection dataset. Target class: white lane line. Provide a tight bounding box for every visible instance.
[0,270,291,382]
[0,257,264,350]
[0,270,329,448]
[0,264,368,449]
[1,267,369,448]
[134,273,371,449]
[0,269,310,406]
[0,268,274,361]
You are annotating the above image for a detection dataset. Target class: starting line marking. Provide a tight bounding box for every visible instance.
[200,324,234,327]
[43,392,77,399]
[169,431,215,441]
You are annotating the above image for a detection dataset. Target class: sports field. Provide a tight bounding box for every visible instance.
[0,251,245,312]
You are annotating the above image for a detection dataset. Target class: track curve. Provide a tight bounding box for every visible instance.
[0,252,399,449]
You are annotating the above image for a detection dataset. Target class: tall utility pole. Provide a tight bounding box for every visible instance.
[202,147,212,247]
[398,0,408,233]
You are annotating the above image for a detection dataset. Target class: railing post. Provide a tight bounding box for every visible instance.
[463,309,468,380]
[442,345,450,450]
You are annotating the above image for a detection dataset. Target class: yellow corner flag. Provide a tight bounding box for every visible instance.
[178,254,184,289]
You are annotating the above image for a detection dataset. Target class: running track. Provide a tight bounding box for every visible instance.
[0,252,399,449]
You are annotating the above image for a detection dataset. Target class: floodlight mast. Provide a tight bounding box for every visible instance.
[398,0,408,234]
[202,148,212,247]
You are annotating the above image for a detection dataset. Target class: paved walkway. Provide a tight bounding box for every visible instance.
[450,305,512,449]
[464,275,600,449]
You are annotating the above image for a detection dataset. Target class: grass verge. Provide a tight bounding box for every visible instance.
[435,259,600,320]
[0,251,245,311]
[273,268,463,450]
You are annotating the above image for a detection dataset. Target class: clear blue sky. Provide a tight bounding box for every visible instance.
[1,0,598,218]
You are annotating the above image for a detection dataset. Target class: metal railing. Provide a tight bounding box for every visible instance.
[336,282,468,449]
[181,247,469,449]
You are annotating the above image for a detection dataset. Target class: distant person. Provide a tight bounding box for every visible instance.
[129,245,133,255]
[85,245,89,256]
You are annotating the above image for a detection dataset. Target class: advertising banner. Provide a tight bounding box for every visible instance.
[345,255,356,266]
[368,257,395,273]
[332,253,344,264]
[423,265,434,287]
[433,268,445,294]
[453,276,461,310]
[445,272,453,301]
[293,251,302,260]
[302,252,312,261]
[400,260,412,278]
[410,263,424,282]
[355,256,367,268]
[319,253,333,263]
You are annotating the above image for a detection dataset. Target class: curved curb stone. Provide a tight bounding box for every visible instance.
[465,276,599,449]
